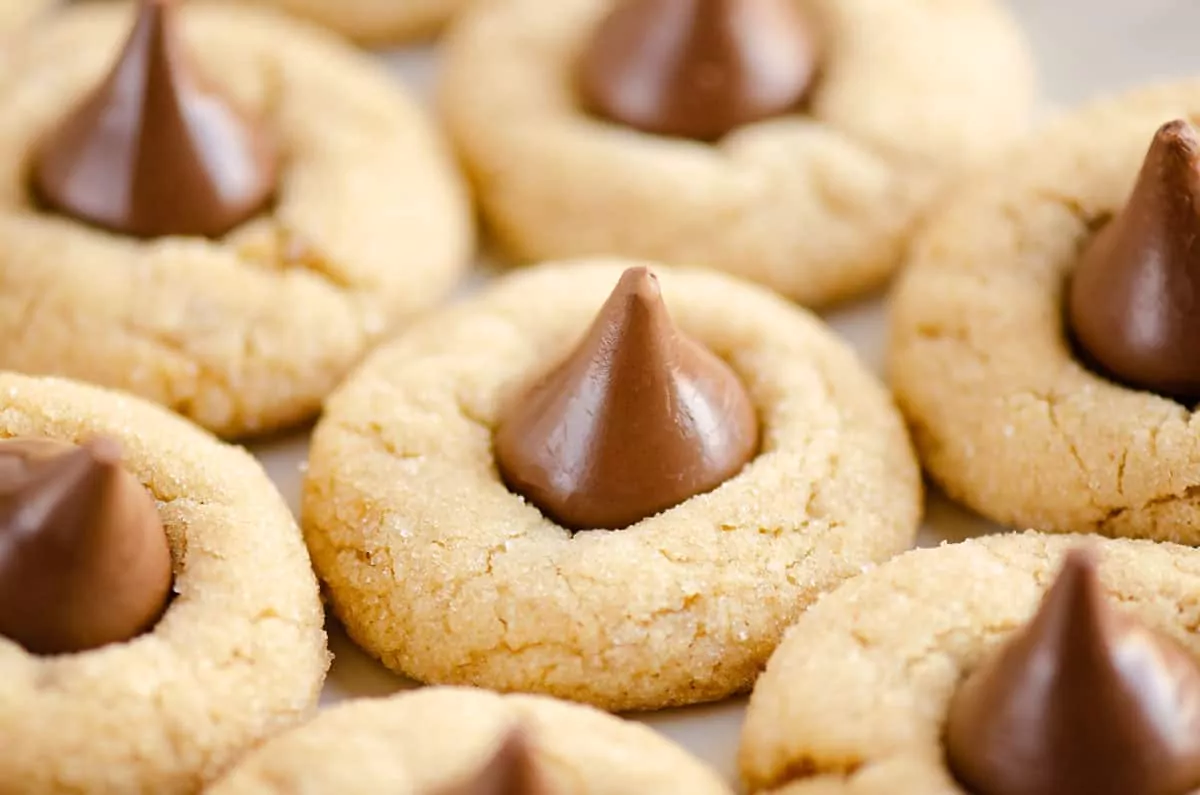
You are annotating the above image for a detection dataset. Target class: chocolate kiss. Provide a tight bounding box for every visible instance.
[1069,120,1200,399]
[494,267,759,531]
[577,0,817,141]
[0,437,172,655]
[945,548,1200,795]
[434,730,544,795]
[33,0,278,239]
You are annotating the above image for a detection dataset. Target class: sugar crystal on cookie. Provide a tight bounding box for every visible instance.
[0,437,172,654]
[32,0,278,239]
[945,548,1200,795]
[577,0,817,140]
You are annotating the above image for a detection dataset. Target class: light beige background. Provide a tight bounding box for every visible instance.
[247,2,1199,788]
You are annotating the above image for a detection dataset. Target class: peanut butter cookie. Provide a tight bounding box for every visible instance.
[304,259,921,711]
[208,687,731,794]
[0,0,473,438]
[890,81,1200,543]
[0,371,328,794]
[739,532,1200,794]
[439,0,1033,307]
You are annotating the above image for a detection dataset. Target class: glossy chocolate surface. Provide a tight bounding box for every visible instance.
[33,0,278,239]
[0,437,172,654]
[1069,120,1200,399]
[945,549,1200,795]
[577,0,817,140]
[494,267,759,530]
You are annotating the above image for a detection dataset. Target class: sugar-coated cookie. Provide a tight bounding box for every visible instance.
[207,687,731,794]
[304,259,921,711]
[890,80,1200,543]
[0,1,472,438]
[0,372,328,794]
[739,532,1200,794]
[439,0,1034,307]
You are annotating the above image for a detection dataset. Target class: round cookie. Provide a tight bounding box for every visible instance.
[0,372,329,794]
[230,0,469,44]
[889,80,1200,543]
[303,259,922,711]
[207,686,731,794]
[737,531,1200,794]
[0,1,473,438]
[438,0,1034,307]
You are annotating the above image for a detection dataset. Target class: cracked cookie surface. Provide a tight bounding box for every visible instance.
[0,1,473,438]
[207,686,731,794]
[0,371,329,794]
[738,531,1200,794]
[890,81,1200,542]
[230,0,470,44]
[438,0,1034,308]
[303,259,921,711]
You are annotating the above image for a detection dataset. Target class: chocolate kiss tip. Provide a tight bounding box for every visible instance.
[1038,546,1106,635]
[32,0,278,240]
[435,728,542,795]
[613,266,663,309]
[1056,546,1098,584]
[1157,118,1199,145]
[1146,120,1200,169]
[81,436,123,466]
[1067,118,1200,400]
[577,0,817,140]
[494,266,759,531]
[945,547,1200,795]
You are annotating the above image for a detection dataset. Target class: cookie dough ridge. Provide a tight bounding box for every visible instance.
[234,0,470,44]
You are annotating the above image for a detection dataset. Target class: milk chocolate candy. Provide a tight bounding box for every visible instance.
[0,437,172,654]
[1069,120,1200,399]
[33,0,278,239]
[577,0,817,140]
[945,548,1200,795]
[495,267,759,530]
